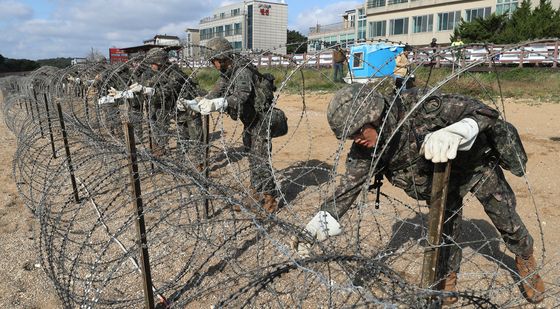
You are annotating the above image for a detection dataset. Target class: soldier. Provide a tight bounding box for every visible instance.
[138,48,202,159]
[181,37,280,213]
[294,84,545,305]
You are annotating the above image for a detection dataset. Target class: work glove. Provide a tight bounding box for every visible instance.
[107,87,134,99]
[291,211,342,258]
[143,87,155,96]
[128,82,143,93]
[197,97,228,115]
[107,87,119,97]
[97,96,115,105]
[177,98,200,112]
[420,118,479,163]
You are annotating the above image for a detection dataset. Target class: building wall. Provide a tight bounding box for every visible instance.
[308,0,560,49]
[197,1,287,55]
[364,0,560,45]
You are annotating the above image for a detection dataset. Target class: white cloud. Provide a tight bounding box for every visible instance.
[0,0,33,20]
[291,1,361,35]
[0,0,222,59]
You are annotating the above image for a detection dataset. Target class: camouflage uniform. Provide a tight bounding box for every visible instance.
[141,63,202,157]
[206,56,277,197]
[323,86,534,276]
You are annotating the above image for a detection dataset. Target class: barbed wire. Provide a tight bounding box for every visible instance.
[0,41,556,308]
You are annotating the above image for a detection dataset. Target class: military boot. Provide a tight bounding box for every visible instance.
[233,189,263,212]
[262,194,278,214]
[515,254,545,303]
[440,272,458,305]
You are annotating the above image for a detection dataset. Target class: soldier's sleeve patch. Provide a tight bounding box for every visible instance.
[422,96,442,114]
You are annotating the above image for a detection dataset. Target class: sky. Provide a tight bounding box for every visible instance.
[0,0,360,60]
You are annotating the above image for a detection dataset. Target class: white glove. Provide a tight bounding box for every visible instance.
[305,211,342,241]
[121,90,134,99]
[128,82,143,93]
[291,211,342,258]
[143,87,155,96]
[107,87,119,97]
[177,98,200,112]
[97,96,115,105]
[197,97,228,115]
[421,118,479,163]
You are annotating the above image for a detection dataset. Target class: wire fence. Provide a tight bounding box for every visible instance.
[0,41,557,308]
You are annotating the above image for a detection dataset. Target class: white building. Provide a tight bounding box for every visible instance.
[308,0,560,50]
[197,0,288,55]
[143,34,181,46]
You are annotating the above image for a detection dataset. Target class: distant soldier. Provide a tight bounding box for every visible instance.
[137,48,203,159]
[294,84,545,305]
[181,37,288,213]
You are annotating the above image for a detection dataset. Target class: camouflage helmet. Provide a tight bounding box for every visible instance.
[145,48,168,65]
[327,83,386,140]
[206,37,233,61]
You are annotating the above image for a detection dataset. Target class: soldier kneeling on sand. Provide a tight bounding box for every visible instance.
[293,84,545,305]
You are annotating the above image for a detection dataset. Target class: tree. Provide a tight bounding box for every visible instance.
[455,0,560,43]
[86,48,107,63]
[287,30,307,54]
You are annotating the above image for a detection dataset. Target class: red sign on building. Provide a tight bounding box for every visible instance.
[258,4,271,15]
[109,48,129,64]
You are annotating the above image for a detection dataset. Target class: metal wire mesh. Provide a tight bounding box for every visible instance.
[0,41,556,308]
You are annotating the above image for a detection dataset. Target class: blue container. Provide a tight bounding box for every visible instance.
[348,43,403,80]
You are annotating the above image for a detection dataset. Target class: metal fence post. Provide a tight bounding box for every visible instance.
[43,93,57,159]
[123,121,156,309]
[56,101,80,203]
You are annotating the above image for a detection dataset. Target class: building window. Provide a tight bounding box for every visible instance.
[350,15,356,28]
[234,23,242,35]
[233,41,242,50]
[220,12,225,19]
[369,21,386,37]
[437,11,461,31]
[413,14,433,33]
[367,0,386,8]
[225,25,232,36]
[496,0,518,15]
[465,7,492,21]
[390,18,409,35]
[215,25,224,37]
[247,4,253,49]
[388,0,408,5]
[358,20,367,40]
[353,52,364,68]
[231,8,240,16]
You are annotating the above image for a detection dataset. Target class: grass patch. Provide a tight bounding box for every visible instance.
[188,66,560,101]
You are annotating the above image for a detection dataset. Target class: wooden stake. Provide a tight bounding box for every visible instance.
[421,161,452,291]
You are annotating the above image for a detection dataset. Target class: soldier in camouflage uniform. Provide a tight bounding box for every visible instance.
[139,48,202,159]
[296,83,544,304]
[183,37,278,213]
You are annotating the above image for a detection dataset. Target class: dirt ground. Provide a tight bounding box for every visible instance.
[1,89,559,307]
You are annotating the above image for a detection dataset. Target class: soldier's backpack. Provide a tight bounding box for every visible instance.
[486,119,528,177]
[253,71,288,138]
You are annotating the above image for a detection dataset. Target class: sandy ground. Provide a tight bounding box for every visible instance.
[1,89,560,307]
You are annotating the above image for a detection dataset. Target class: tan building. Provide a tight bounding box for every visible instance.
[197,0,288,55]
[185,28,200,58]
[308,0,560,50]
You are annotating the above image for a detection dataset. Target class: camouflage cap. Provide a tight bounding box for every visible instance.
[327,83,386,139]
[206,37,233,61]
[145,48,168,65]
